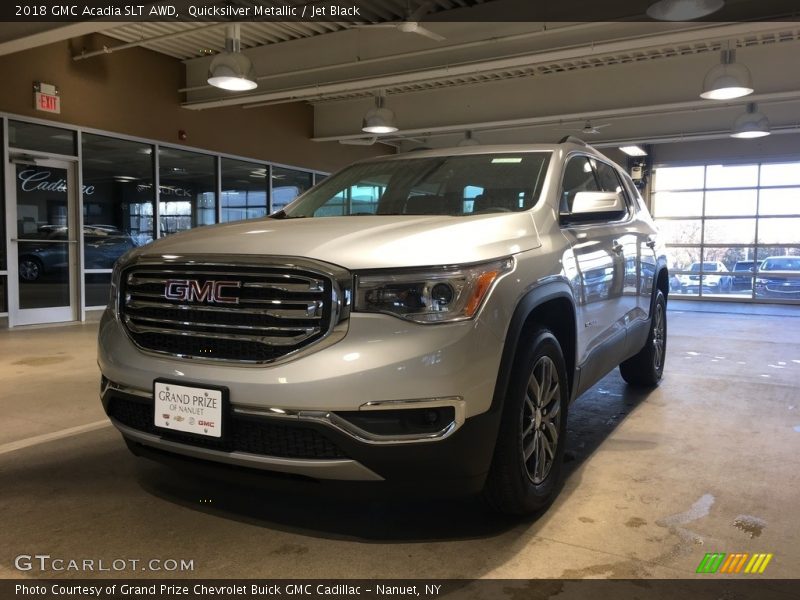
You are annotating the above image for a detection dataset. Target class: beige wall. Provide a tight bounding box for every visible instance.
[0,34,389,172]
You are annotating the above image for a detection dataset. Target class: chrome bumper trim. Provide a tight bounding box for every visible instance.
[234,397,466,445]
[102,379,150,399]
[112,420,383,481]
[103,381,465,445]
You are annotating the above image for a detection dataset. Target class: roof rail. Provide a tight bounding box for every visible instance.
[558,135,589,146]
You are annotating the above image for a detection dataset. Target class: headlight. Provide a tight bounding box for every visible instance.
[354,257,514,323]
[108,261,123,313]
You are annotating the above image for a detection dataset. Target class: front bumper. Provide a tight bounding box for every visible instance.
[102,382,500,495]
[98,305,507,494]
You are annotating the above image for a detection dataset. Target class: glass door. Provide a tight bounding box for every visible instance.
[7,157,78,326]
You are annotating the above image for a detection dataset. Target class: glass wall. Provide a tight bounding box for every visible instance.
[158,148,217,236]
[221,158,269,223]
[2,115,325,316]
[652,161,800,303]
[82,134,156,307]
[8,120,76,156]
[272,166,313,212]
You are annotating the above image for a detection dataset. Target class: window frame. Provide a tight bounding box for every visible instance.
[651,160,800,303]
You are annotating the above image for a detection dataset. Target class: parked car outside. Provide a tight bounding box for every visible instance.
[678,261,732,294]
[732,260,757,291]
[755,256,800,300]
[18,226,136,282]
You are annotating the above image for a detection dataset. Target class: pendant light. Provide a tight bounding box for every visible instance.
[362,92,399,134]
[647,0,725,21]
[700,48,753,100]
[730,103,770,139]
[208,24,257,91]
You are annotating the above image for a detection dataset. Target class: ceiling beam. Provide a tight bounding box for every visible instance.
[181,22,790,110]
[310,90,800,142]
[0,22,124,57]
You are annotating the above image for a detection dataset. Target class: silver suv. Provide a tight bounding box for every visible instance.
[98,139,669,514]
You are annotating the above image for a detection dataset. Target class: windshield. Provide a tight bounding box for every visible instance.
[279,153,551,218]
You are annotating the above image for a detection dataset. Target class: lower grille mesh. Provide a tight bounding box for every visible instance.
[108,396,347,460]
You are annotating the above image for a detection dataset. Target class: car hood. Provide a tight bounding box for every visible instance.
[133,213,542,270]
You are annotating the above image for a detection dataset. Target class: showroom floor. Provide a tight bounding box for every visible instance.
[1,303,798,579]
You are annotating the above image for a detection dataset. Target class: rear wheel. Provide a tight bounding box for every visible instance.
[484,329,568,515]
[619,290,666,387]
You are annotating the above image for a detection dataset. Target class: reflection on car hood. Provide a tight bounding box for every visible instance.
[134,213,541,270]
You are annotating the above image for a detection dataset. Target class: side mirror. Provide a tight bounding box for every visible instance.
[560,191,625,223]
[570,191,624,214]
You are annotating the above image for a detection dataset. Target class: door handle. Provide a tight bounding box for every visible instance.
[612,241,624,254]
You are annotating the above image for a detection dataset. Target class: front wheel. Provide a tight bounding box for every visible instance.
[19,257,43,282]
[619,290,667,387]
[483,329,568,515]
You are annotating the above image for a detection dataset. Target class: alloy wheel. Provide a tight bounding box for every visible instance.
[19,260,40,282]
[522,355,561,484]
[653,302,665,371]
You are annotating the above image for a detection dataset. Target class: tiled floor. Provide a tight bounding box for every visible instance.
[1,304,798,578]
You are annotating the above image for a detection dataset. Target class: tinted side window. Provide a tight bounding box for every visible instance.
[595,160,630,210]
[594,160,623,194]
[561,156,600,213]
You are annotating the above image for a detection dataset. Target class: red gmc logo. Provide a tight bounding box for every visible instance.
[164,279,241,304]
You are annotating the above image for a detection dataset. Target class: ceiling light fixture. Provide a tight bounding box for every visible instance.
[207,24,257,91]
[362,91,398,134]
[458,131,480,147]
[646,0,725,21]
[730,103,771,139]
[700,48,753,100]
[619,145,648,157]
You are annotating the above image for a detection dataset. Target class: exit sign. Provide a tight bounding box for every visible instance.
[35,92,60,113]
[34,82,60,114]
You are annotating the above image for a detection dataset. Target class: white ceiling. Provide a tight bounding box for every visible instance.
[2,1,799,152]
[175,18,800,150]
[100,0,494,60]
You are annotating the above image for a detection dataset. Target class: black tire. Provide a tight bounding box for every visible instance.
[619,290,667,387]
[19,257,43,282]
[483,328,569,515]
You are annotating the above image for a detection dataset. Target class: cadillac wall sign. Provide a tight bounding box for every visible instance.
[17,169,95,195]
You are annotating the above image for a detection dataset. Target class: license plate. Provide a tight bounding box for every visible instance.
[154,381,223,438]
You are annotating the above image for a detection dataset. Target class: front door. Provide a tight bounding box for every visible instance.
[7,157,79,326]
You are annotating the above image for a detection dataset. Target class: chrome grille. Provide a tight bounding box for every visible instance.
[120,263,335,363]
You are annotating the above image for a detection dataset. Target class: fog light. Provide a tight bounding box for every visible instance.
[335,406,455,437]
